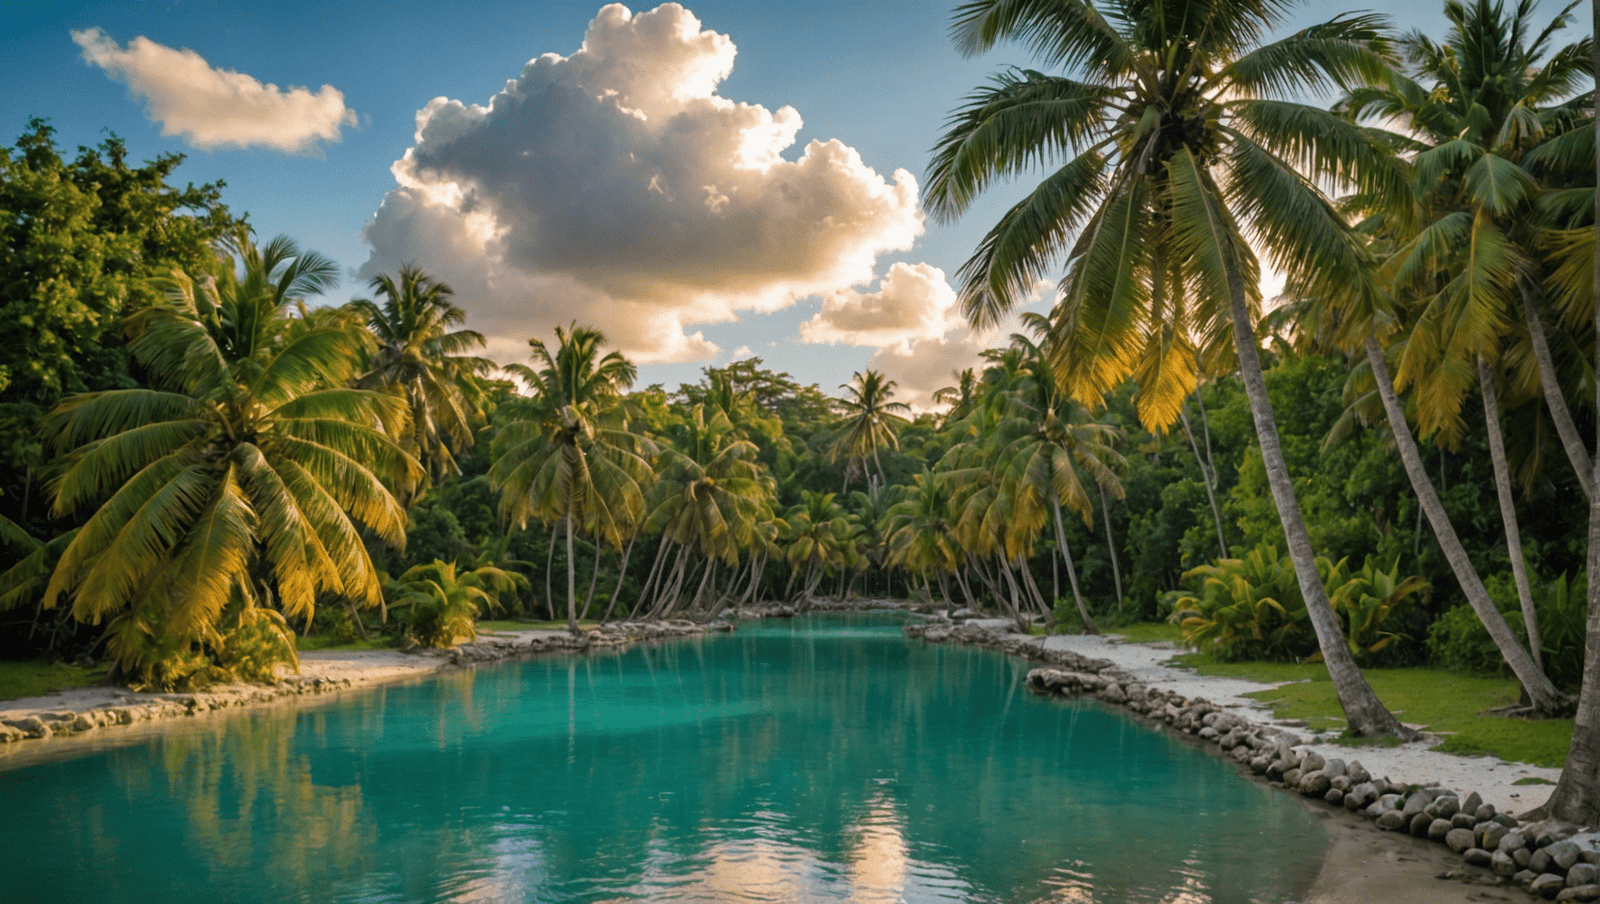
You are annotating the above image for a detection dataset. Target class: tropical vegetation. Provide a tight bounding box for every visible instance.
[1,0,1598,819]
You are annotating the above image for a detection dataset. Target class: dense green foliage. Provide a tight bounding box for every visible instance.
[0,0,1594,720]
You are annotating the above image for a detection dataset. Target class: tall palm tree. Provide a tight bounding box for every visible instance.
[40,232,418,686]
[926,0,1412,736]
[350,265,494,486]
[489,324,653,634]
[1331,0,1588,715]
[828,370,911,490]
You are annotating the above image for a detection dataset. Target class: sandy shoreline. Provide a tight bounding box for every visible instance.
[0,614,1562,901]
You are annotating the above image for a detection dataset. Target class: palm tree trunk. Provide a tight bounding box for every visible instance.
[1099,485,1125,613]
[565,514,578,635]
[1479,355,1543,667]
[1364,337,1562,713]
[1521,283,1595,500]
[1229,282,1409,738]
[1537,27,1600,820]
[632,534,673,620]
[1052,499,1098,634]
[582,541,603,621]
[1181,406,1229,558]
[601,533,637,624]
[1017,556,1053,626]
[546,521,559,622]
[953,567,977,609]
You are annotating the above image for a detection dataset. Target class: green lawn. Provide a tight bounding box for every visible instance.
[1165,652,1572,768]
[1104,622,1184,644]
[0,659,113,703]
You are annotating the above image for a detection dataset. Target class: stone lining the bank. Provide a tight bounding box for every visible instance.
[907,617,1600,902]
[0,619,717,746]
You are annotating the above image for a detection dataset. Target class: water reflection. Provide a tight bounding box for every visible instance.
[0,615,1328,903]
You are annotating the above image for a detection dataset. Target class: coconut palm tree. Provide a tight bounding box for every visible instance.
[39,232,418,686]
[645,405,774,617]
[350,265,494,486]
[926,0,1411,736]
[1328,0,1589,715]
[828,369,911,491]
[991,330,1126,633]
[489,324,653,634]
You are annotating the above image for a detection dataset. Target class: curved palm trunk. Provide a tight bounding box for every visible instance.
[1229,289,1409,738]
[600,533,637,624]
[565,514,579,635]
[1098,485,1125,613]
[1181,407,1229,558]
[1364,337,1563,713]
[1479,356,1542,668]
[1521,284,1595,501]
[1538,26,1600,820]
[1052,500,1098,634]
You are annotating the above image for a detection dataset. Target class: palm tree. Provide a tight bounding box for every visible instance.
[828,370,911,490]
[40,232,418,686]
[991,330,1126,633]
[885,469,962,605]
[387,558,526,648]
[489,324,653,634]
[926,0,1412,737]
[645,405,774,618]
[783,491,856,606]
[350,265,494,486]
[1330,0,1588,715]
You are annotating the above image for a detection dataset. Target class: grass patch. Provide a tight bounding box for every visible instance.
[1103,622,1184,644]
[295,635,393,653]
[1173,656,1573,767]
[0,659,113,703]
[1514,776,1557,786]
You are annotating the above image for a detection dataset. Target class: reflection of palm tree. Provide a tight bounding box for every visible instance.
[828,370,910,491]
[351,266,493,486]
[927,0,1409,735]
[42,233,417,684]
[490,324,652,634]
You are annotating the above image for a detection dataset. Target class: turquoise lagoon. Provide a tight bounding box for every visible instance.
[0,614,1329,902]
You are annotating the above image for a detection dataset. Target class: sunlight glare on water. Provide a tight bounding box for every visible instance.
[0,614,1328,903]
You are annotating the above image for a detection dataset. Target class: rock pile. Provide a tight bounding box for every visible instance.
[907,617,1600,901]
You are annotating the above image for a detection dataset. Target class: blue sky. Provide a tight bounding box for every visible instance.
[0,0,1507,407]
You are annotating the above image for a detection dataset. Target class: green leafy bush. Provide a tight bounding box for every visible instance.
[1426,572,1585,688]
[1172,544,1426,664]
[387,560,526,649]
[1169,544,1311,661]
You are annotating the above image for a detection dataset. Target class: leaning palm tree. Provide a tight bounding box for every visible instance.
[40,232,419,687]
[489,324,653,634]
[350,265,494,486]
[827,370,911,491]
[1327,0,1588,715]
[926,0,1411,736]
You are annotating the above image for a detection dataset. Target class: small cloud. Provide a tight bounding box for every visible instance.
[71,27,357,153]
[730,345,754,360]
[798,262,959,349]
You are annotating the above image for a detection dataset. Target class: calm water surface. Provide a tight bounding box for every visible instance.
[0,614,1328,902]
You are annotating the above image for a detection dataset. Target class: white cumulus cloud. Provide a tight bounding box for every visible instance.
[71,28,357,154]
[358,2,923,365]
[799,262,960,349]
[867,278,1056,412]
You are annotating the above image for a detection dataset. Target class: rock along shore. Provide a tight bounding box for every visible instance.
[0,619,718,749]
[907,616,1599,902]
